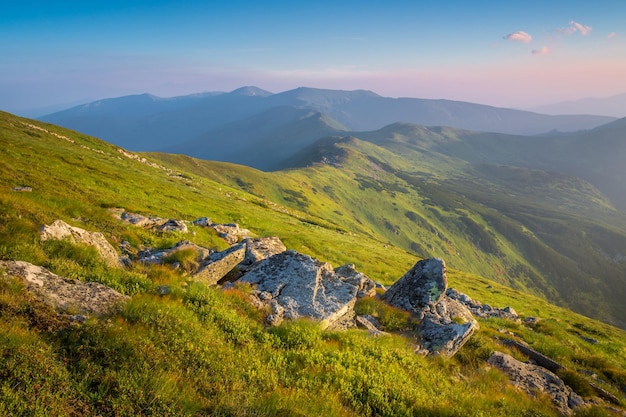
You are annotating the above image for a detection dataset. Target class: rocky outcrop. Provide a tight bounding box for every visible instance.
[238,250,376,330]
[446,288,520,321]
[193,243,246,285]
[488,351,585,416]
[0,260,128,316]
[383,258,478,357]
[40,220,122,268]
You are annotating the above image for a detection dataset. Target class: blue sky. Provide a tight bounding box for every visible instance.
[2,0,625,115]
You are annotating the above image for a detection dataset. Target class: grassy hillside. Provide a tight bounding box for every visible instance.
[155,128,626,328]
[1,111,625,416]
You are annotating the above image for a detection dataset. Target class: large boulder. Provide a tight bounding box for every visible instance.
[193,243,246,285]
[0,260,128,316]
[383,258,478,357]
[382,258,447,316]
[40,220,122,268]
[238,250,371,330]
[488,351,585,416]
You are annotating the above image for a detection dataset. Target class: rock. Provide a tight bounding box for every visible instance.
[120,211,159,227]
[139,240,210,265]
[382,258,478,357]
[418,296,479,357]
[40,220,122,268]
[117,210,188,233]
[211,223,251,245]
[356,315,388,337]
[589,382,621,405]
[502,339,563,373]
[0,260,128,316]
[335,264,378,298]
[382,258,447,315]
[12,186,32,192]
[488,351,584,416]
[193,243,246,285]
[446,288,520,321]
[238,250,360,330]
[241,236,287,267]
[156,219,188,233]
[524,316,540,325]
[192,217,212,227]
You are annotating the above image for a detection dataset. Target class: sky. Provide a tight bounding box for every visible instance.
[1,0,625,116]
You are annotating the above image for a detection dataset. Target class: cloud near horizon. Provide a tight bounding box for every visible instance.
[503,31,533,43]
[531,46,550,56]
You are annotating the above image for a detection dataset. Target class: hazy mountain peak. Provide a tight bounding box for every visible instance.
[228,86,273,97]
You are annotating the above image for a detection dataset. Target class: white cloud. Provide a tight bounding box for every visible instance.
[561,21,592,36]
[531,46,550,55]
[503,31,532,43]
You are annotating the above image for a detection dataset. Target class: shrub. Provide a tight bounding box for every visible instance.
[354,297,417,332]
[162,247,200,273]
[269,319,322,350]
[557,369,594,397]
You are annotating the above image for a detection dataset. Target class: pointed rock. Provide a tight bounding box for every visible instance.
[40,220,122,268]
[382,258,447,315]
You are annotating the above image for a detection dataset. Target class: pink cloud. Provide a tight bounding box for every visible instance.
[503,31,532,43]
[561,21,592,36]
[532,46,550,55]
[608,32,617,39]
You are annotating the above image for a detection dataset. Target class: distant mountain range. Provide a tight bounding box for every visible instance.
[40,86,616,154]
[530,93,626,118]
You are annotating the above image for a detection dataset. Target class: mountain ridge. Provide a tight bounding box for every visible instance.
[39,86,617,153]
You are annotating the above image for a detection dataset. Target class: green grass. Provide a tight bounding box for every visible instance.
[0,111,625,416]
[152,132,626,327]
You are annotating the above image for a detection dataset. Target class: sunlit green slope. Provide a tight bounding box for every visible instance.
[154,127,626,327]
[1,111,625,416]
